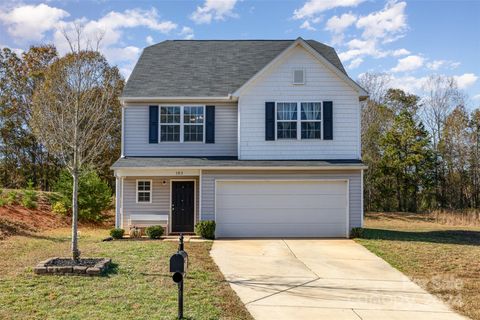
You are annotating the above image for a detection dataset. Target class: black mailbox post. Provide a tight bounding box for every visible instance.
[169,234,188,319]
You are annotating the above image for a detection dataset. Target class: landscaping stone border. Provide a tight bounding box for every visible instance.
[34,257,111,276]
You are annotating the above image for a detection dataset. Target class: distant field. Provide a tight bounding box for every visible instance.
[358,212,480,320]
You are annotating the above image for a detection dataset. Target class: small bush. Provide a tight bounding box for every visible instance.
[22,180,38,209]
[52,202,68,215]
[110,228,125,239]
[350,227,364,239]
[0,198,5,207]
[54,168,112,222]
[195,220,216,240]
[145,225,164,239]
[6,191,17,205]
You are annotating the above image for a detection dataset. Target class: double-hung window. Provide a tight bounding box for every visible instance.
[159,106,204,142]
[276,102,298,139]
[300,102,322,139]
[276,102,322,140]
[160,106,181,142]
[137,180,152,203]
[183,106,204,142]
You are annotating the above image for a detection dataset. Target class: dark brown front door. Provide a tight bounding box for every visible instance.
[171,181,195,233]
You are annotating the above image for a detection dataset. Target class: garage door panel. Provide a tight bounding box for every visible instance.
[216,208,347,224]
[217,194,346,210]
[216,223,347,238]
[215,180,348,238]
[217,181,346,195]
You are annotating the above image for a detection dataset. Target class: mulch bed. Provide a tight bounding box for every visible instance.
[34,257,111,276]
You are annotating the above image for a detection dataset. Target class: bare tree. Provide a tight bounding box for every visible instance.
[30,28,123,261]
[421,75,464,207]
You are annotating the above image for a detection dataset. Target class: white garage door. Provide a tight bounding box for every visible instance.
[215,180,348,238]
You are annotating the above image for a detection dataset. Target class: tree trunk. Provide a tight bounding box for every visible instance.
[71,169,80,261]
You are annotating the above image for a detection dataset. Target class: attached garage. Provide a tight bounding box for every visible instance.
[215,180,349,238]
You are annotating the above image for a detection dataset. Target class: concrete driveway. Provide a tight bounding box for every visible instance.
[211,239,466,320]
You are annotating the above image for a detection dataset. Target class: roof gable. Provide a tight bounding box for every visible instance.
[122,39,352,99]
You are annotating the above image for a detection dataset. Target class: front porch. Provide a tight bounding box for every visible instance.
[115,169,201,235]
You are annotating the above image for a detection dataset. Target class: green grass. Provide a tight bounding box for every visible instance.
[0,228,252,320]
[357,212,480,320]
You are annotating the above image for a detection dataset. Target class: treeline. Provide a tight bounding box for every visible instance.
[360,73,480,212]
[0,45,122,191]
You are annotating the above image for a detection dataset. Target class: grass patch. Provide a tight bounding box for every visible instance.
[357,212,480,320]
[0,228,252,320]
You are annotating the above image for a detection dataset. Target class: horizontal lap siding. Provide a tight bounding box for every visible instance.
[124,103,237,157]
[200,170,362,229]
[122,176,199,228]
[238,45,360,160]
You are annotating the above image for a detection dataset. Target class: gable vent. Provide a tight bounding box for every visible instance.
[293,69,305,85]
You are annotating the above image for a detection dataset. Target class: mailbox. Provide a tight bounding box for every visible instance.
[170,251,188,275]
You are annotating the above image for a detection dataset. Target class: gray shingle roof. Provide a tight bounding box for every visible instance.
[111,157,365,169]
[122,40,347,98]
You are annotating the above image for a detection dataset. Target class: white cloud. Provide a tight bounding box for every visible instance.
[102,46,141,63]
[348,57,363,69]
[473,94,480,101]
[146,35,154,45]
[325,13,357,33]
[190,0,238,24]
[454,73,478,89]
[300,20,316,31]
[392,48,410,56]
[391,55,424,72]
[390,75,429,94]
[179,26,194,39]
[293,0,364,20]
[356,1,408,43]
[0,4,69,42]
[426,59,460,71]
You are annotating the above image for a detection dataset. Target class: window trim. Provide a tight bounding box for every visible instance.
[136,179,152,204]
[159,105,205,143]
[275,102,323,141]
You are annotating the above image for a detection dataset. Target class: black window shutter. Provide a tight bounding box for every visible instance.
[265,102,275,141]
[323,101,333,140]
[149,105,159,143]
[205,105,215,143]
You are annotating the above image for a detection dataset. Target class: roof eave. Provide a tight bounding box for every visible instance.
[119,95,237,104]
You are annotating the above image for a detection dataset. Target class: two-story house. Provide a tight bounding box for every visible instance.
[111,37,368,238]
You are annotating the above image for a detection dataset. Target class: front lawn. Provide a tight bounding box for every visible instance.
[0,228,252,320]
[357,212,480,320]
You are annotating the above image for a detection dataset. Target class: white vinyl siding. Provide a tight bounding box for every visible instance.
[124,103,237,156]
[238,45,361,160]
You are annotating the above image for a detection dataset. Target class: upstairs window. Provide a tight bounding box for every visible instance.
[183,106,204,142]
[276,102,322,140]
[137,180,152,203]
[277,102,297,139]
[160,106,180,142]
[301,103,322,139]
[159,106,204,143]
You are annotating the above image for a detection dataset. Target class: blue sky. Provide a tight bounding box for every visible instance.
[0,0,479,105]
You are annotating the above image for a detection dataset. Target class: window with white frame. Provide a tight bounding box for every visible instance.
[160,106,204,142]
[276,102,322,140]
[137,180,152,203]
[277,102,298,139]
[183,106,204,142]
[300,102,322,139]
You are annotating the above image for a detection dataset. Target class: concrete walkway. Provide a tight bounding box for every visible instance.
[211,239,467,320]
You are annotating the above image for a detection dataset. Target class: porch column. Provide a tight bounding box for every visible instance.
[115,175,122,228]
